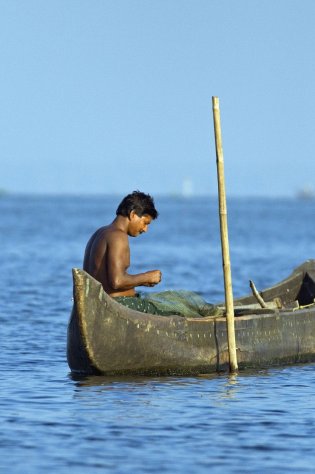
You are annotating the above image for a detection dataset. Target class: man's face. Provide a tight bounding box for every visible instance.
[128,211,153,237]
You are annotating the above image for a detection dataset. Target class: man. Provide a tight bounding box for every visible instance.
[83,190,219,317]
[83,190,161,297]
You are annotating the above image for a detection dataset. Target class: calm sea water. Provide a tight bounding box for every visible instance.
[1,194,315,473]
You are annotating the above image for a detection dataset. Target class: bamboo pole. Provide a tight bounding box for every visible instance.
[212,96,238,372]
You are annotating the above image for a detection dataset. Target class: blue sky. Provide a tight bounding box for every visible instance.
[1,0,315,197]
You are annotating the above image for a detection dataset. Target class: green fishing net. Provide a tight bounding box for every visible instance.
[114,290,221,318]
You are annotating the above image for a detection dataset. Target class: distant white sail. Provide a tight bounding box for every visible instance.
[182,178,194,197]
[297,185,314,200]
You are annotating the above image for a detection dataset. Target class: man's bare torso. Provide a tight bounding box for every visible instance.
[83,214,161,297]
[83,224,135,297]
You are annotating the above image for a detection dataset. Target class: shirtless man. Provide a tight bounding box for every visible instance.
[83,191,161,297]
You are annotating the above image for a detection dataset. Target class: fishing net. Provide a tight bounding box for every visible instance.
[114,290,221,318]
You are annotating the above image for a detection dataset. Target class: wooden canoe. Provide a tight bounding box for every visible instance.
[67,260,315,376]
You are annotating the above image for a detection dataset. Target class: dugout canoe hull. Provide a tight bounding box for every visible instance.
[67,260,315,376]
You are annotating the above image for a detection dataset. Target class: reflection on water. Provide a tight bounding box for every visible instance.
[70,367,270,394]
[220,373,240,400]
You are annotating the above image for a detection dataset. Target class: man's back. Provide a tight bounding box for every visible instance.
[83,226,108,288]
[83,224,133,296]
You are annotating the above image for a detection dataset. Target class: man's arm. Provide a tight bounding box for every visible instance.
[107,231,161,292]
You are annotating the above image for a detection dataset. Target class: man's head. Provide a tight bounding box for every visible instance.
[116,191,158,219]
[116,191,158,237]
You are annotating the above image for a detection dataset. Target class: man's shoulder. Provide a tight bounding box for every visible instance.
[89,223,128,246]
[106,226,128,242]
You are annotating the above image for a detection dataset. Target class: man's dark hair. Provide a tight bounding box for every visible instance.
[116,191,158,219]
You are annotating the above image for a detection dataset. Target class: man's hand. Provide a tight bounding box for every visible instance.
[143,270,162,287]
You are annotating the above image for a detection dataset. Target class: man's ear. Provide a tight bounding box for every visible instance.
[129,210,136,220]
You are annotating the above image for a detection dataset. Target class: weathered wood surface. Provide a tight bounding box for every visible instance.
[67,260,315,376]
